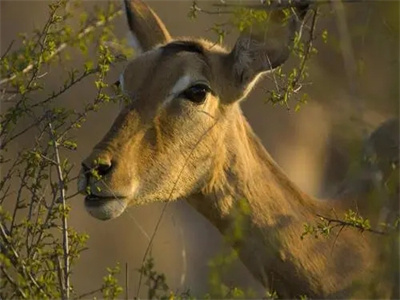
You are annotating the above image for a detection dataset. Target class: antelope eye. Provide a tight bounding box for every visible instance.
[181,84,211,104]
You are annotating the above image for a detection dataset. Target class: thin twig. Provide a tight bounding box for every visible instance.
[74,288,102,300]
[49,122,70,299]
[0,89,20,94]
[0,108,49,150]
[125,262,129,300]
[0,40,14,61]
[190,2,234,15]
[65,190,81,200]
[31,68,99,109]
[212,0,368,10]
[10,166,29,235]
[56,255,66,300]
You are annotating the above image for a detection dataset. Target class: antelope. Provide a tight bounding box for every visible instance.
[78,0,398,298]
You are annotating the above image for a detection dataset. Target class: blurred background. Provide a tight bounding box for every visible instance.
[1,0,398,297]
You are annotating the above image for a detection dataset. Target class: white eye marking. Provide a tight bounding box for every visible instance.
[127,32,143,54]
[119,73,125,92]
[117,72,127,111]
[165,75,192,104]
[171,75,192,95]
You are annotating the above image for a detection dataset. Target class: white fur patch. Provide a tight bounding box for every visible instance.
[127,32,143,54]
[165,75,192,104]
[122,0,143,54]
[117,72,126,111]
[119,72,125,92]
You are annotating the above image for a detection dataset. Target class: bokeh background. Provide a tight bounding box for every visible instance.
[1,0,398,297]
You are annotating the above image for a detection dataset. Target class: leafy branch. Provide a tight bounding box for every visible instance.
[0,6,122,86]
[0,1,126,298]
[301,209,399,240]
[189,1,321,110]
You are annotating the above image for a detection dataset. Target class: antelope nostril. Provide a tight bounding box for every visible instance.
[96,161,112,177]
[82,155,113,179]
[81,162,90,172]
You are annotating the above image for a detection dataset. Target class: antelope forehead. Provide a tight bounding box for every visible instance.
[119,48,162,94]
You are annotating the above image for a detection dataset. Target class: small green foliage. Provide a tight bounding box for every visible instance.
[62,140,77,151]
[232,8,268,32]
[208,249,239,298]
[266,8,319,109]
[265,290,279,299]
[186,3,319,109]
[138,256,169,299]
[188,1,321,110]
[343,209,371,232]
[102,263,123,299]
[294,93,309,112]
[301,209,387,241]
[90,168,102,181]
[209,24,227,45]
[187,2,199,20]
[321,30,328,43]
[301,218,333,240]
[135,255,196,299]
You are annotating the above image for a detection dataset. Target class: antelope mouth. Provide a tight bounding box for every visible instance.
[85,194,125,203]
[84,194,128,220]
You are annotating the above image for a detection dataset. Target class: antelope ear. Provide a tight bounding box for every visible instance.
[123,0,171,53]
[228,9,303,87]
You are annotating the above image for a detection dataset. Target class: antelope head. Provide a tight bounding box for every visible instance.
[78,0,306,220]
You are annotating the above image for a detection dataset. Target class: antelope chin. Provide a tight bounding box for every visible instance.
[84,195,128,220]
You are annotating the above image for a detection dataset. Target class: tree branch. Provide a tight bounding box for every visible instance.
[49,122,70,299]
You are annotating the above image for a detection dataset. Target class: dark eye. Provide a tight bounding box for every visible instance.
[181,84,211,104]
